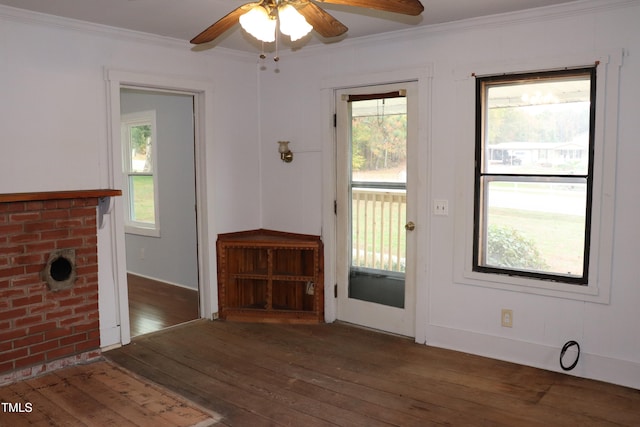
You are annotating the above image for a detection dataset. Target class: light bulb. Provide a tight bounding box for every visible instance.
[278,4,312,42]
[239,6,276,42]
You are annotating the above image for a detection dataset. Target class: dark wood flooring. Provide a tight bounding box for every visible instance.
[127,273,199,337]
[105,320,640,426]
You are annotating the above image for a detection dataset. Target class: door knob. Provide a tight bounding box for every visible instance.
[405,221,416,231]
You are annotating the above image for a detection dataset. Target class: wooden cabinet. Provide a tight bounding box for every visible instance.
[216,229,324,323]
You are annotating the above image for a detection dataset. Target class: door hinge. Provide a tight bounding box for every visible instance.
[334,200,337,215]
[334,283,338,298]
[333,113,337,128]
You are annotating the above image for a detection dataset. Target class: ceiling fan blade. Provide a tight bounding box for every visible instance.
[191,3,259,45]
[298,2,348,38]
[315,0,424,16]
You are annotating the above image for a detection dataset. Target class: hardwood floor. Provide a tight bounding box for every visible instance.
[106,320,640,426]
[0,360,221,426]
[127,273,199,337]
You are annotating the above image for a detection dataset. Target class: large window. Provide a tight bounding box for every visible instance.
[121,110,160,236]
[474,68,595,284]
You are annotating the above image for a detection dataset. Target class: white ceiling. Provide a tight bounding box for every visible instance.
[0,0,579,52]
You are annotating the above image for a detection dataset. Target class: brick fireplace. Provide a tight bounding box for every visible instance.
[0,189,120,384]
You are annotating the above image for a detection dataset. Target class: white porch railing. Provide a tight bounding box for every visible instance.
[351,188,406,272]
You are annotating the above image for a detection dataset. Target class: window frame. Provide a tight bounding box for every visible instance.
[473,68,596,285]
[121,110,161,237]
[452,50,622,304]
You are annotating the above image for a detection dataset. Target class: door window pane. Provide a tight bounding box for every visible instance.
[348,94,408,308]
[351,97,407,184]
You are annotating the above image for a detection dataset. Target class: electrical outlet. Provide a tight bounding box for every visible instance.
[501,309,513,328]
[433,199,449,216]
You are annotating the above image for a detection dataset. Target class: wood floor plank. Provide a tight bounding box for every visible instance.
[197,322,551,426]
[538,380,640,425]
[127,273,199,337]
[307,328,623,427]
[1,382,70,427]
[63,363,215,427]
[52,366,152,427]
[142,321,478,426]
[5,379,92,427]
[0,361,221,427]
[105,320,640,427]
[220,328,548,412]
[131,322,537,426]
[24,372,135,427]
[139,327,420,426]
[107,344,329,427]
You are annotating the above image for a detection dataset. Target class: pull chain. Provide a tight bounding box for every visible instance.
[274,20,280,62]
[260,42,266,62]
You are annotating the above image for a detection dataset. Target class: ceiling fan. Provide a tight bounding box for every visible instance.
[191,0,425,46]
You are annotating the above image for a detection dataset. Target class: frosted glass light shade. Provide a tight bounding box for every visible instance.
[278,5,312,41]
[277,140,290,154]
[239,6,276,42]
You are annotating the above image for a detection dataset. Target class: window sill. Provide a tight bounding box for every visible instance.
[454,267,608,304]
[125,225,160,238]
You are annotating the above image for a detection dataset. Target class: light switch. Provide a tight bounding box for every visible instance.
[433,199,449,216]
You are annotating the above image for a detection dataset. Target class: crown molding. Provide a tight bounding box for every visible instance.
[0,4,255,61]
[274,0,637,60]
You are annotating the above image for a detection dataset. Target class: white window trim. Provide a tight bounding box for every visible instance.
[121,110,161,237]
[453,50,622,304]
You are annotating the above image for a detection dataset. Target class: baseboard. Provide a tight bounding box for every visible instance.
[425,324,640,390]
[100,325,122,349]
[126,271,198,292]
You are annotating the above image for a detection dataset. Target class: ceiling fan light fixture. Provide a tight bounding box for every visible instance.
[239,5,276,42]
[191,0,425,49]
[278,4,313,42]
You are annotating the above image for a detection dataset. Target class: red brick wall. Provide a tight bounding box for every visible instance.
[0,198,101,375]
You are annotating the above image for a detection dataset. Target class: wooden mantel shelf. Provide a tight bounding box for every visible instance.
[0,189,121,203]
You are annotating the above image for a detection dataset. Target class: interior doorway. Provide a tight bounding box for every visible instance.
[120,88,200,337]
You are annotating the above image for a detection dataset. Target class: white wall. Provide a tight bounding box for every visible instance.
[257,0,640,389]
[0,7,262,347]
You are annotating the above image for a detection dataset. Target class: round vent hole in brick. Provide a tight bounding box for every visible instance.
[51,257,73,281]
[42,249,77,291]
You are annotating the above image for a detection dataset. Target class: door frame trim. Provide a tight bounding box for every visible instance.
[321,66,434,344]
[105,69,215,346]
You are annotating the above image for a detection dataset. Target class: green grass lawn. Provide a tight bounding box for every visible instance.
[130,175,156,224]
[489,207,585,275]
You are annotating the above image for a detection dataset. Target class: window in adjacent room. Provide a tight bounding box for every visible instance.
[474,68,595,284]
[121,110,160,236]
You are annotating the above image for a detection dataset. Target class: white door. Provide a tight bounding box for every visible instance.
[336,82,418,337]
